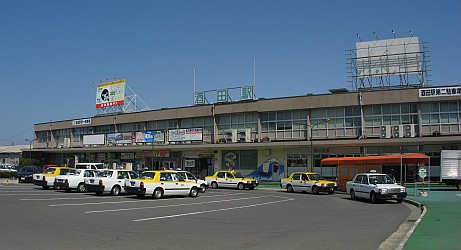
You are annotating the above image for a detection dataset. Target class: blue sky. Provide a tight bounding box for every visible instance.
[1,0,460,146]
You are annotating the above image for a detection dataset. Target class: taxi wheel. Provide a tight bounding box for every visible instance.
[370,192,378,204]
[211,182,218,189]
[200,184,206,193]
[237,183,244,190]
[153,188,163,199]
[287,185,294,193]
[456,181,461,191]
[111,186,121,196]
[189,187,199,197]
[312,186,319,195]
[77,183,85,193]
[350,189,356,200]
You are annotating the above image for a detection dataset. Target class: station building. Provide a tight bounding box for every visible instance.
[31,85,461,185]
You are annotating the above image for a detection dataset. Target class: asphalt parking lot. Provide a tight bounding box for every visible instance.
[0,184,416,250]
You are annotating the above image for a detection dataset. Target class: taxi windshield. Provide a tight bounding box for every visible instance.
[44,168,56,174]
[59,169,72,175]
[97,170,113,178]
[308,174,323,181]
[140,172,155,179]
[233,172,244,178]
[368,175,395,184]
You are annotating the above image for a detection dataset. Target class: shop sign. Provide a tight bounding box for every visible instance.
[198,151,215,157]
[121,153,135,160]
[72,118,91,126]
[168,128,203,142]
[185,159,195,168]
[153,151,170,158]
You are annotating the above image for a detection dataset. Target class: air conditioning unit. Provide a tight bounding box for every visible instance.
[404,124,416,138]
[380,125,391,139]
[64,138,71,148]
[392,125,403,138]
[238,129,252,142]
[226,129,238,143]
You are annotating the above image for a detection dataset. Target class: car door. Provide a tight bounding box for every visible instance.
[301,174,313,192]
[171,173,191,196]
[216,172,228,187]
[356,175,371,198]
[159,172,177,196]
[349,175,365,198]
[289,173,302,192]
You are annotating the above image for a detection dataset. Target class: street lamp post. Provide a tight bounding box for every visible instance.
[309,119,330,172]
[25,139,34,161]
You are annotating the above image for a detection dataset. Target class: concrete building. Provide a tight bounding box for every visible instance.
[31,85,461,182]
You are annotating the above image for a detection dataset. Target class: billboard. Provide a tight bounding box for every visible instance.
[356,37,421,78]
[107,133,133,145]
[168,128,203,142]
[96,79,126,108]
[135,131,165,143]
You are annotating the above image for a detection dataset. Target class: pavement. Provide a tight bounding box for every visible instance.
[258,182,461,250]
[402,184,461,250]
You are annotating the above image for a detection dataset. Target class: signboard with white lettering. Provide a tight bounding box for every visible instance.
[419,87,461,98]
[168,128,203,142]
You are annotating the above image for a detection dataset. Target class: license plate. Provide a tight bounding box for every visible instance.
[392,195,397,198]
[20,177,25,180]
[90,179,94,184]
[130,181,135,186]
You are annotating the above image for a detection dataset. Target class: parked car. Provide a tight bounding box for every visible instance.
[176,170,208,193]
[17,166,43,183]
[75,163,105,171]
[346,172,407,203]
[280,172,338,194]
[84,169,138,196]
[32,167,74,189]
[54,169,96,192]
[204,170,258,190]
[0,164,17,173]
[124,170,200,199]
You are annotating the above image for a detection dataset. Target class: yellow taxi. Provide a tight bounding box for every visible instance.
[124,170,201,199]
[32,166,74,190]
[280,172,338,194]
[204,170,258,190]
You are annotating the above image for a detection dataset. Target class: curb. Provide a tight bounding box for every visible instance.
[396,199,426,250]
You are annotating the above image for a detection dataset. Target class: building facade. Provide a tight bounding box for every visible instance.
[32,86,461,181]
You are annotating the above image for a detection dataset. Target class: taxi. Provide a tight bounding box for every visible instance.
[204,170,258,190]
[124,170,201,199]
[32,166,74,190]
[280,172,338,194]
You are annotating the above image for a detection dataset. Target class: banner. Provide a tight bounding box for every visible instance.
[168,128,203,142]
[135,131,165,143]
[107,133,133,145]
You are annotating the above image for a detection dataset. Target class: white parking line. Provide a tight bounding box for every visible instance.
[22,196,113,201]
[133,198,294,222]
[48,192,247,207]
[85,195,282,214]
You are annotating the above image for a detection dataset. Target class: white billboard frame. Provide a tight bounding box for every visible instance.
[356,37,421,78]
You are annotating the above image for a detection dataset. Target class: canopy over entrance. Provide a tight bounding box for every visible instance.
[321,153,429,165]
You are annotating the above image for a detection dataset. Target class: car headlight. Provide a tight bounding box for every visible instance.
[379,188,388,194]
[400,188,406,193]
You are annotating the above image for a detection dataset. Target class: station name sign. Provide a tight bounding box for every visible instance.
[419,87,461,98]
[73,118,91,126]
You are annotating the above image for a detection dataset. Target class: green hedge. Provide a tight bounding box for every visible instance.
[0,172,18,178]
